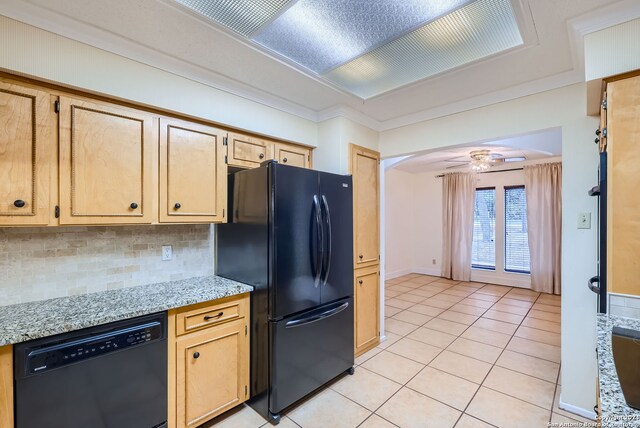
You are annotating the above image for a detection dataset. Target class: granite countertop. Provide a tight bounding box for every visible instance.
[597,313,640,427]
[0,276,252,346]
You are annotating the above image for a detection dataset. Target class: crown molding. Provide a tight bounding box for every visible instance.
[0,0,320,122]
[317,105,382,131]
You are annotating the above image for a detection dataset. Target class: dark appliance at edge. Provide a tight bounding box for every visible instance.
[216,161,355,424]
[588,150,607,313]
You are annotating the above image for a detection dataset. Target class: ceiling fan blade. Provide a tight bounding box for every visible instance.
[445,163,469,170]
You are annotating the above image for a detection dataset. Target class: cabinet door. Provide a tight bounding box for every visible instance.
[0,82,53,225]
[176,319,249,428]
[160,118,227,223]
[355,266,380,355]
[607,76,640,295]
[274,142,310,168]
[228,132,272,168]
[350,145,380,268]
[58,97,156,224]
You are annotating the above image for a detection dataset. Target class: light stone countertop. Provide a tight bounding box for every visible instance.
[597,313,640,428]
[0,275,252,346]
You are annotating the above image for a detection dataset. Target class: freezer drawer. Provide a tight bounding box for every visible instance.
[269,297,354,414]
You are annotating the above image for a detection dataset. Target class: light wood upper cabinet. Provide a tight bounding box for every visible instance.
[227,132,272,169]
[354,266,380,356]
[606,75,640,296]
[0,82,53,226]
[274,142,311,168]
[350,144,380,269]
[58,97,156,224]
[160,118,227,223]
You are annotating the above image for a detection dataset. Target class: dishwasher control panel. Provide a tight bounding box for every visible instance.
[23,320,163,375]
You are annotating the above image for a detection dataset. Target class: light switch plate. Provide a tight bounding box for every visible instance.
[162,245,172,261]
[577,213,591,229]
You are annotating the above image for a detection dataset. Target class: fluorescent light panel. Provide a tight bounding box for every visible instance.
[174,0,293,37]
[323,0,523,98]
[252,0,470,73]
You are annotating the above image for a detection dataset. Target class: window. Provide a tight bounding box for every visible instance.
[472,188,496,270]
[505,186,530,273]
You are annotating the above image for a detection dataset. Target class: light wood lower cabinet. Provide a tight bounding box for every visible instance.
[354,265,380,356]
[168,294,250,428]
[58,96,157,224]
[0,345,13,428]
[0,82,54,226]
[160,118,227,223]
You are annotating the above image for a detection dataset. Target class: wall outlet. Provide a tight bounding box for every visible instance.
[577,213,591,229]
[432,259,437,265]
[162,245,172,261]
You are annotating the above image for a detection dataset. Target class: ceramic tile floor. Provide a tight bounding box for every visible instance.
[205,274,596,428]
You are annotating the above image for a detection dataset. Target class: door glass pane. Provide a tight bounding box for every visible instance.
[505,186,530,273]
[472,188,496,270]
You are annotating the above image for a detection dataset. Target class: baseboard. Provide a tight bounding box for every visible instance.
[385,268,412,280]
[558,397,597,421]
[413,267,441,277]
[470,270,531,288]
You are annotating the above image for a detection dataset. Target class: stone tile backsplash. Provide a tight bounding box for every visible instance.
[609,294,640,319]
[0,225,214,305]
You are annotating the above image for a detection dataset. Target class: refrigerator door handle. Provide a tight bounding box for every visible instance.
[588,276,600,294]
[321,195,332,286]
[313,195,324,288]
[285,301,349,329]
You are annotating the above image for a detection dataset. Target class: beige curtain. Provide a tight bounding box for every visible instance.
[524,162,562,295]
[442,173,476,281]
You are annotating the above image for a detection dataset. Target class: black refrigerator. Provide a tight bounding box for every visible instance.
[216,161,354,424]
[588,151,607,313]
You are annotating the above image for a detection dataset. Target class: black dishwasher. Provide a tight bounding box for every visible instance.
[14,312,167,428]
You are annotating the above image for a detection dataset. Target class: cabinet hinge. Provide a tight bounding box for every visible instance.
[245,385,248,396]
[602,99,607,110]
[223,136,228,146]
[54,100,60,113]
[245,325,248,336]
[222,208,225,218]
[54,205,60,218]
[225,155,228,164]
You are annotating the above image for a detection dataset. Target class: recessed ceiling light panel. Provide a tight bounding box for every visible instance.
[174,0,293,37]
[252,0,470,73]
[323,0,523,98]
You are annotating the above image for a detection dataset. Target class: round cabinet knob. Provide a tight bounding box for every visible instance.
[193,351,200,359]
[358,280,363,285]
[174,203,181,210]
[358,254,363,259]
[595,129,601,136]
[13,200,26,208]
[283,157,288,163]
[130,202,138,210]
[259,153,265,159]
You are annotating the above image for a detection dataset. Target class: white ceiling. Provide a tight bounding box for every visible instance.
[0,0,635,129]
[392,127,561,173]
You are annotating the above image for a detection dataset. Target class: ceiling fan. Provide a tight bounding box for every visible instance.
[444,149,511,171]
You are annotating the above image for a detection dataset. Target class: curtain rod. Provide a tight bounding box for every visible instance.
[435,167,524,178]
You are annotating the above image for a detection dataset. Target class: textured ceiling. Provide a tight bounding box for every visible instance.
[3,0,626,124]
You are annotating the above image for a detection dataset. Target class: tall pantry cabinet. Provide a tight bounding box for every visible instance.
[603,73,640,296]
[350,144,381,356]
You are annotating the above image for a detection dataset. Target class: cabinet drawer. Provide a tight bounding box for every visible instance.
[228,132,272,168]
[175,294,249,336]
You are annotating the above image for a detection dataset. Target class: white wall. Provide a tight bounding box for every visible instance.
[380,83,599,417]
[314,116,379,174]
[384,169,415,278]
[0,15,318,145]
[408,171,443,277]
